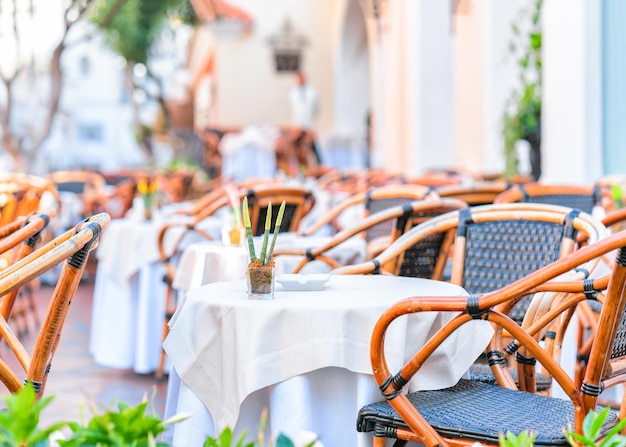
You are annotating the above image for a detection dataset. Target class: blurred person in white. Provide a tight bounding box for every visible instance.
[288,71,322,169]
[289,70,319,131]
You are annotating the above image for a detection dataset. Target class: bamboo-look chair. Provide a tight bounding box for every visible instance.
[0,212,109,398]
[0,209,58,336]
[0,174,59,226]
[298,184,436,257]
[0,193,18,227]
[83,178,137,220]
[494,182,603,215]
[356,230,626,447]
[315,168,406,196]
[333,203,607,393]
[573,206,626,388]
[435,180,512,206]
[273,198,468,274]
[48,170,106,196]
[244,183,316,235]
[154,198,227,379]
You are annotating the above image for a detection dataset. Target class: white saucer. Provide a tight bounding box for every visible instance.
[276,274,331,291]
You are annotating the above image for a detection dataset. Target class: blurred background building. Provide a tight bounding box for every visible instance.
[0,0,624,184]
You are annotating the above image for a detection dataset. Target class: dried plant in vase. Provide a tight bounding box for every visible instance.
[243,197,286,299]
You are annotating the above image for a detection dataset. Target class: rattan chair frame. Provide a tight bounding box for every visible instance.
[573,206,626,388]
[0,212,109,398]
[0,209,58,335]
[335,203,607,396]
[494,182,602,215]
[243,184,316,235]
[299,184,436,238]
[435,181,512,206]
[154,211,221,378]
[0,174,59,225]
[358,230,626,447]
[273,198,467,274]
[334,203,605,280]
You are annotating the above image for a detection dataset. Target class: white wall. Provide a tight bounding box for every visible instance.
[211,0,337,134]
[482,0,529,175]
[375,0,455,176]
[42,32,145,172]
[542,0,602,183]
[334,0,370,137]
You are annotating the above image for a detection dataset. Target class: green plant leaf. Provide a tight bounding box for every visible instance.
[276,433,296,447]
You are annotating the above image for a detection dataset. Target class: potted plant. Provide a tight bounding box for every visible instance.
[242,197,286,299]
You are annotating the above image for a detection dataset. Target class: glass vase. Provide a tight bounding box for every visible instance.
[246,264,275,300]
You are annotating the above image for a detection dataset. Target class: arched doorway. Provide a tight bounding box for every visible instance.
[331,0,370,168]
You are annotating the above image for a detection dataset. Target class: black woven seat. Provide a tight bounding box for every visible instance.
[356,379,619,446]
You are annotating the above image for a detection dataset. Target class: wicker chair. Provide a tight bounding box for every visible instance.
[273,198,467,274]
[334,203,607,393]
[0,209,58,336]
[243,183,316,235]
[0,212,109,397]
[573,206,626,388]
[494,182,602,215]
[355,230,626,447]
[299,184,437,259]
[435,180,512,206]
[49,170,106,196]
[0,174,59,226]
[154,202,225,378]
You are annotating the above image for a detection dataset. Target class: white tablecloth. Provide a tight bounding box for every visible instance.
[173,233,367,292]
[88,210,223,373]
[163,275,493,446]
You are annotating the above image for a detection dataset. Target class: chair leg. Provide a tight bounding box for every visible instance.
[373,436,387,447]
[155,284,176,379]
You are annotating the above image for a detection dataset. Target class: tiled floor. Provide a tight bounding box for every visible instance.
[1,275,168,428]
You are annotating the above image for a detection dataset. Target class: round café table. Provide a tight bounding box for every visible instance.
[163,274,493,446]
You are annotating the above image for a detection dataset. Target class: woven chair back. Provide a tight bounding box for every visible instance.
[244,184,316,235]
[436,181,511,206]
[494,183,602,215]
[392,202,465,279]
[458,212,572,324]
[363,184,437,243]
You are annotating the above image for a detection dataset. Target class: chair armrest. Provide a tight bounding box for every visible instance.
[298,193,365,236]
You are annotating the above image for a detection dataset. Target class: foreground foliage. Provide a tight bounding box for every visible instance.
[0,385,318,447]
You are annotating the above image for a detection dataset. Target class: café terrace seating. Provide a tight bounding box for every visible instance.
[24,161,626,444]
[494,182,603,215]
[0,173,59,226]
[355,229,626,447]
[273,197,467,274]
[0,212,109,398]
[334,203,608,393]
[298,184,436,258]
[0,209,58,336]
[435,180,513,206]
[571,206,626,388]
